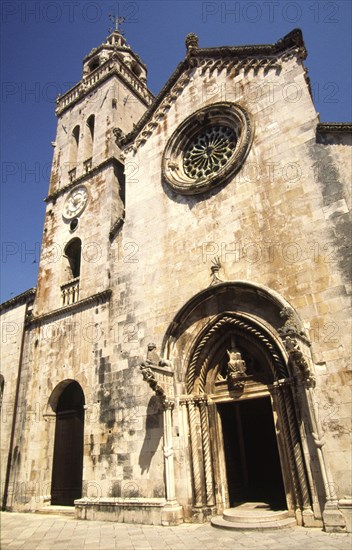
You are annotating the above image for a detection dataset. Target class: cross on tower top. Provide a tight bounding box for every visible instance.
[108,14,125,35]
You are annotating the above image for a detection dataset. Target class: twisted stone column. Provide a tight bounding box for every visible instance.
[275,381,303,508]
[282,385,311,511]
[187,397,203,507]
[198,396,214,506]
[163,398,177,504]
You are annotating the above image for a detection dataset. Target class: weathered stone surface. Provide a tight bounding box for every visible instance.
[0,29,351,531]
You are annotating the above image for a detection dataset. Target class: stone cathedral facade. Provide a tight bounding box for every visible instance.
[1,28,351,532]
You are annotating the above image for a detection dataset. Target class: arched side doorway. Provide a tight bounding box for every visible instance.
[49,380,85,506]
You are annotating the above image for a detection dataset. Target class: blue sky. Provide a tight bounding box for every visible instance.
[1,0,351,302]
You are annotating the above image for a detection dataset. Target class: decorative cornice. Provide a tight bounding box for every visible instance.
[56,58,153,116]
[316,123,352,134]
[26,289,112,327]
[123,29,307,151]
[83,38,147,70]
[123,69,193,154]
[197,48,304,77]
[0,288,36,313]
[45,157,123,202]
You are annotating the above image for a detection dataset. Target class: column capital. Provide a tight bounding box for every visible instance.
[163,397,175,410]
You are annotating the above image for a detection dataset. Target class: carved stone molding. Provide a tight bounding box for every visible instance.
[185,33,199,52]
[46,157,123,203]
[113,127,126,147]
[26,289,112,327]
[283,336,316,387]
[123,29,307,152]
[278,306,310,343]
[162,102,254,196]
[179,395,207,406]
[56,60,153,116]
[209,256,225,286]
[187,314,286,394]
[198,54,284,76]
[139,364,166,397]
[128,71,192,152]
[317,123,352,134]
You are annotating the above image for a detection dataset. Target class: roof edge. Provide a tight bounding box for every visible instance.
[123,28,306,146]
[317,123,352,133]
[0,288,36,313]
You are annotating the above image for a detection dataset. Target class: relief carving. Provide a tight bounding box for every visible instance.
[209,256,225,286]
[283,335,316,387]
[185,32,199,52]
[279,306,308,340]
[145,342,171,368]
[139,365,165,397]
[226,338,247,391]
[140,343,173,398]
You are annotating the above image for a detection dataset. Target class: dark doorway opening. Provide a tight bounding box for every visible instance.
[218,396,286,508]
[51,381,84,506]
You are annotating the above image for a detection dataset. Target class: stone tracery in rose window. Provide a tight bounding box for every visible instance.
[183,126,237,180]
[162,102,254,195]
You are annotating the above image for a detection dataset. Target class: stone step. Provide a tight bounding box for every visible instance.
[35,506,75,517]
[211,515,297,530]
[211,502,296,531]
[223,503,290,523]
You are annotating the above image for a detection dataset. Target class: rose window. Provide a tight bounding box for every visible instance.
[162,102,254,195]
[183,126,237,180]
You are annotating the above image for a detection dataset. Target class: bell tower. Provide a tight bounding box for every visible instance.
[33,29,153,316]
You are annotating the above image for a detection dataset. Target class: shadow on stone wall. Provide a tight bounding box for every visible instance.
[138,395,163,474]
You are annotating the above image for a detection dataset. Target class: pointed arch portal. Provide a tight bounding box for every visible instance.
[184,311,313,520]
[49,380,85,506]
[161,282,340,528]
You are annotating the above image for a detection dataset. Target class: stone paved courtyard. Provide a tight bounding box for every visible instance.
[1,512,351,550]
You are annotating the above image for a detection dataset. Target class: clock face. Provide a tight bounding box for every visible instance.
[63,186,88,219]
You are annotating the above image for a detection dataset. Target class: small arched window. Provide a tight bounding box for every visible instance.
[87,115,95,142]
[61,239,81,305]
[65,238,81,279]
[131,62,142,78]
[69,125,80,181]
[84,115,95,172]
[88,57,100,72]
[72,125,80,145]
